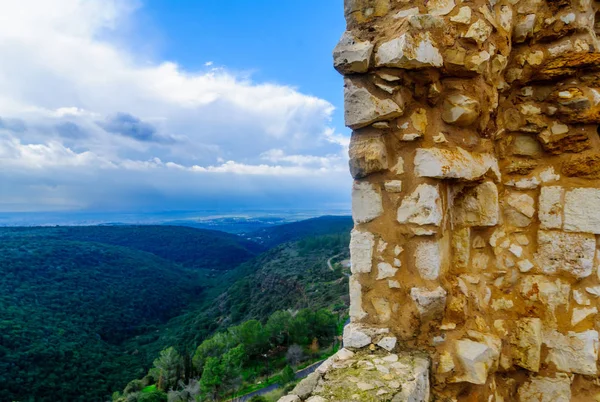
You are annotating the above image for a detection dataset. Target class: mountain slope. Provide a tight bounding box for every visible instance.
[0,238,203,402]
[0,225,264,271]
[248,215,352,248]
[156,230,351,350]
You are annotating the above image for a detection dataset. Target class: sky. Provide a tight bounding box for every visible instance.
[0,0,350,214]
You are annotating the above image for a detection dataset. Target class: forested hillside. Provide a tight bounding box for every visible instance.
[0,225,264,271]
[0,217,351,402]
[0,239,202,401]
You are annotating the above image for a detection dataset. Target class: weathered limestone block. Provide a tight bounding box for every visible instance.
[427,0,455,16]
[397,184,443,226]
[348,134,388,178]
[539,186,564,229]
[344,0,390,24]
[349,275,367,321]
[564,187,600,234]
[291,372,320,399]
[352,181,383,223]
[350,229,374,274]
[450,6,471,24]
[277,395,301,402]
[375,33,443,69]
[544,329,599,375]
[376,262,396,279]
[535,230,596,279]
[517,374,572,402]
[377,336,396,351]
[463,19,492,45]
[414,147,500,181]
[333,31,373,74]
[505,191,535,227]
[441,94,480,126]
[344,80,403,129]
[572,307,597,326]
[343,322,372,348]
[563,154,600,178]
[509,318,542,372]
[511,135,542,157]
[414,239,442,280]
[520,275,570,317]
[537,124,590,154]
[452,182,499,227]
[452,335,500,384]
[451,227,470,271]
[343,323,389,348]
[392,355,430,401]
[410,286,447,318]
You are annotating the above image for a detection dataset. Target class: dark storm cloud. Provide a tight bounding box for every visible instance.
[98,112,174,143]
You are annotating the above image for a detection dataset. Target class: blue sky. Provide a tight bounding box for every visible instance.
[0,0,350,213]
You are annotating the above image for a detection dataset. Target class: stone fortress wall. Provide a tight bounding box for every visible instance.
[334,0,600,400]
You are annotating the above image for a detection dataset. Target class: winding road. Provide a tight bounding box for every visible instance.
[230,360,324,401]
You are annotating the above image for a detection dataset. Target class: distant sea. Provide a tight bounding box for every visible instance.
[0,209,351,234]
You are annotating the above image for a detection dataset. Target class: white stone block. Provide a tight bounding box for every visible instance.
[539,186,564,229]
[352,181,383,224]
[397,184,443,226]
[350,229,374,274]
[349,275,367,321]
[333,31,373,74]
[564,188,600,234]
[544,329,599,375]
[344,80,403,129]
[410,286,447,318]
[535,230,595,279]
[414,147,500,181]
[414,239,443,280]
[517,374,572,402]
[375,32,443,69]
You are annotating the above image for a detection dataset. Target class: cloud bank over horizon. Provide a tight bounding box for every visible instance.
[0,0,350,213]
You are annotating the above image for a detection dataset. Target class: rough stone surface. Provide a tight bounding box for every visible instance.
[410,286,447,318]
[375,33,443,69]
[349,134,388,179]
[343,323,372,348]
[414,148,500,181]
[352,181,383,224]
[517,375,572,402]
[350,229,374,274]
[564,187,600,234]
[453,337,500,384]
[539,186,564,229]
[291,372,320,399]
[414,240,442,280]
[544,329,599,375]
[333,31,373,74]
[329,0,600,400]
[441,94,480,126]
[344,81,402,129]
[397,184,443,226]
[277,395,301,402]
[535,230,596,279]
[349,275,367,321]
[452,182,499,227]
[510,318,542,372]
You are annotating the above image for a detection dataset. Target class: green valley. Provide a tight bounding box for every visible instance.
[0,216,352,402]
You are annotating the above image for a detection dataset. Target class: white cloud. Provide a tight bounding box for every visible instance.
[0,0,350,212]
